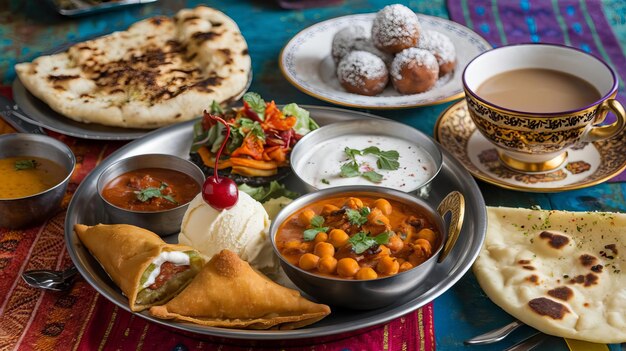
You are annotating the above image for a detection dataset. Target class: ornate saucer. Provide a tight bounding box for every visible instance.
[434,100,626,192]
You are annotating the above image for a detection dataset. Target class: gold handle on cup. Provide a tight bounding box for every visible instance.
[584,99,626,142]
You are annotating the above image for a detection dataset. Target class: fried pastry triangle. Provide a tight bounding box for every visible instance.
[75,224,203,311]
[149,249,331,329]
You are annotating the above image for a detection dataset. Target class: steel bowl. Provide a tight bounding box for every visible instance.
[290,120,443,194]
[96,154,205,236]
[270,185,464,310]
[0,133,75,229]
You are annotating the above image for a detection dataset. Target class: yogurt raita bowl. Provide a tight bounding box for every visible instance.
[290,120,443,194]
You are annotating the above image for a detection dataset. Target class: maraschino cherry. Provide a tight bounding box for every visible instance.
[201,111,239,210]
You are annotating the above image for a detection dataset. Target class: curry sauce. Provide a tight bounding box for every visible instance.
[0,156,67,199]
[276,195,441,280]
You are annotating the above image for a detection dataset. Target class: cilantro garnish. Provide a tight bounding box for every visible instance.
[243,92,266,121]
[303,215,329,241]
[339,146,400,183]
[14,159,37,170]
[346,207,371,226]
[348,231,392,254]
[321,178,330,185]
[134,182,177,204]
[362,171,383,183]
[362,146,400,170]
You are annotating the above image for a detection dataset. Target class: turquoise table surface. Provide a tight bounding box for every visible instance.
[2,0,626,350]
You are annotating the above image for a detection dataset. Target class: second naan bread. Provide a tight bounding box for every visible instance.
[474,207,626,343]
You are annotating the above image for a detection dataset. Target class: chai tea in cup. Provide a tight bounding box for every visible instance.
[475,68,601,113]
[462,44,625,172]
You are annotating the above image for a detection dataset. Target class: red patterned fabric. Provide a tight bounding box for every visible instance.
[0,87,435,350]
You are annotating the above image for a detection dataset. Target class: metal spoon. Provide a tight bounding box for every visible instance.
[21,266,78,291]
[464,320,525,345]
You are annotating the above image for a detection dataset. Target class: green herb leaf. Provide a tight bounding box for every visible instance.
[14,159,37,170]
[134,183,178,204]
[239,118,266,141]
[243,92,266,121]
[362,171,383,183]
[346,207,370,226]
[303,215,328,241]
[210,100,224,114]
[282,103,318,135]
[310,215,325,228]
[340,162,361,178]
[238,181,299,203]
[344,147,362,161]
[363,147,400,170]
[348,231,391,254]
[303,227,328,241]
[321,178,330,185]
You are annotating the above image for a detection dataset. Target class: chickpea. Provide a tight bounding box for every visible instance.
[377,256,400,275]
[373,199,392,216]
[408,240,432,266]
[356,267,378,280]
[318,256,338,274]
[337,258,360,278]
[299,209,316,226]
[314,242,335,257]
[299,253,320,270]
[367,208,390,226]
[399,261,414,272]
[314,232,328,243]
[328,229,349,248]
[413,239,432,256]
[409,252,427,267]
[416,228,437,245]
[345,197,364,209]
[387,234,404,252]
[376,245,391,257]
[322,204,341,216]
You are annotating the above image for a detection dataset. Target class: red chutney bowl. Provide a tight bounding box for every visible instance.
[96,154,205,236]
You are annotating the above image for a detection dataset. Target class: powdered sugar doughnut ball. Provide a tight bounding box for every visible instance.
[337,51,389,96]
[417,30,456,77]
[332,25,369,64]
[391,48,439,94]
[355,41,394,67]
[332,26,394,66]
[371,4,421,54]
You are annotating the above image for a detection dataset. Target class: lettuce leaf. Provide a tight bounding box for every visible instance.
[283,103,318,135]
[238,181,299,203]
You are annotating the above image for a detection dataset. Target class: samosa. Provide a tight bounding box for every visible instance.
[150,250,330,329]
[75,224,204,311]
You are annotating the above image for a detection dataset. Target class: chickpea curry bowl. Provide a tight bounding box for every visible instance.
[270,186,465,310]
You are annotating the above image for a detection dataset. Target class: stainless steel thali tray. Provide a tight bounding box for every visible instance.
[64,106,487,340]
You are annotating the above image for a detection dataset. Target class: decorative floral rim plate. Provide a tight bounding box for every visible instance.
[279,13,491,109]
[434,100,626,192]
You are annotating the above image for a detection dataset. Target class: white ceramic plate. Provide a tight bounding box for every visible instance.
[280,13,491,109]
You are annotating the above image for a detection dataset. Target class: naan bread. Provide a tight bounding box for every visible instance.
[15,6,250,128]
[474,207,626,343]
[150,250,331,329]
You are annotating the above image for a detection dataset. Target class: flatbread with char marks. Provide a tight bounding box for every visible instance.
[15,6,251,128]
[474,207,626,343]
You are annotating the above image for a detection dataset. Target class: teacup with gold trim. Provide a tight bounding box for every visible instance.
[463,44,625,172]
